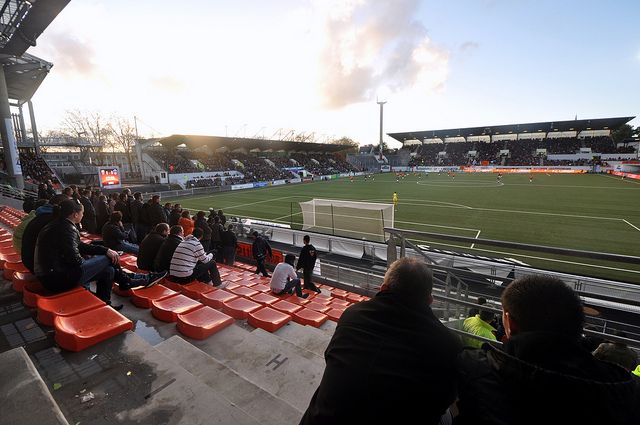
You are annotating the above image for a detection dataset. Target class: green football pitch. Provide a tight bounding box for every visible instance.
[173,172,640,283]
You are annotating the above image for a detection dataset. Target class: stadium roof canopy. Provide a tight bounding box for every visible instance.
[0,0,69,104]
[388,116,636,143]
[155,134,349,153]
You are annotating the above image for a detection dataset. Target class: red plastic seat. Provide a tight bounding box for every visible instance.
[251,283,271,293]
[161,279,188,293]
[5,261,29,273]
[229,285,259,298]
[13,271,37,281]
[112,284,133,297]
[151,294,203,322]
[304,301,331,314]
[23,281,83,308]
[331,288,349,300]
[12,277,30,292]
[292,308,329,327]
[346,293,366,303]
[311,294,334,305]
[54,305,133,352]
[221,297,262,319]
[284,294,311,306]
[177,306,234,340]
[181,281,216,300]
[248,306,292,332]
[328,301,349,311]
[201,289,238,309]
[326,308,345,322]
[328,299,350,307]
[37,290,105,327]
[0,253,20,262]
[131,285,178,308]
[271,299,303,315]
[250,292,279,306]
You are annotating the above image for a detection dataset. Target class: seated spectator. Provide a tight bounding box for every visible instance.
[300,257,461,424]
[221,224,237,266]
[270,254,307,299]
[154,225,184,272]
[21,195,68,273]
[102,211,139,255]
[178,209,194,236]
[462,309,497,348]
[34,200,165,310]
[168,227,226,287]
[13,199,47,252]
[137,223,170,271]
[593,338,639,373]
[455,275,640,425]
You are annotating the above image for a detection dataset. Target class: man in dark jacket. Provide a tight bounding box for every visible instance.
[79,189,97,234]
[169,204,182,226]
[34,200,164,309]
[300,257,461,425]
[163,202,172,222]
[96,194,110,231]
[296,234,320,293]
[154,225,184,272]
[130,192,147,243]
[114,192,132,223]
[193,211,212,252]
[454,275,640,425]
[221,224,237,265]
[251,231,272,277]
[147,195,167,228]
[210,215,224,262]
[137,223,169,271]
[102,211,139,254]
[21,194,68,273]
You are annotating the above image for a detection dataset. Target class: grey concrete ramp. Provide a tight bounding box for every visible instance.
[273,322,331,357]
[0,347,69,425]
[192,326,325,411]
[157,336,303,424]
[318,319,337,335]
[32,331,260,425]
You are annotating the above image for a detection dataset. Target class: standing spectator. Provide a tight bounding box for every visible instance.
[79,189,97,234]
[169,203,182,226]
[468,297,487,318]
[163,202,172,222]
[270,254,307,298]
[455,275,640,425]
[63,187,73,198]
[131,192,147,243]
[34,200,164,310]
[193,211,212,251]
[21,195,68,273]
[168,227,226,287]
[296,234,320,293]
[108,193,118,213]
[114,193,132,223]
[221,224,237,266]
[147,195,166,228]
[137,223,169,271]
[37,183,48,200]
[101,211,139,255]
[251,231,272,277]
[22,196,35,213]
[178,209,194,236]
[45,179,56,199]
[96,194,110,231]
[217,209,226,225]
[300,257,461,424]
[462,309,497,348]
[154,225,184,273]
[210,215,224,262]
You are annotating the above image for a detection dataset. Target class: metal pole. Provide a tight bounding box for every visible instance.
[377,100,386,158]
[27,100,39,156]
[331,204,335,236]
[0,66,23,188]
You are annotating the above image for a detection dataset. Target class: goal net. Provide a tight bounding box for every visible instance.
[299,199,394,242]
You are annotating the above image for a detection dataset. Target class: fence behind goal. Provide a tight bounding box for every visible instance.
[299,199,394,242]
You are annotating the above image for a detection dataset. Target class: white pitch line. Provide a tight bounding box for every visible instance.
[623,219,640,233]
[470,230,481,249]
[600,173,640,185]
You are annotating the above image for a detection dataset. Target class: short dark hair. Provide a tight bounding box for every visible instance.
[479,310,495,323]
[152,195,160,202]
[303,235,310,243]
[181,210,190,218]
[154,223,170,233]
[134,192,142,200]
[501,275,584,339]
[110,211,123,223]
[170,225,183,235]
[252,231,259,237]
[197,211,206,218]
[50,194,68,206]
[192,227,204,239]
[381,257,433,302]
[59,199,83,217]
[285,253,296,266]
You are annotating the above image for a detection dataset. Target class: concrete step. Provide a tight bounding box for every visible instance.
[156,335,303,425]
[31,331,261,425]
[189,324,325,411]
[0,346,69,425]
[272,321,332,357]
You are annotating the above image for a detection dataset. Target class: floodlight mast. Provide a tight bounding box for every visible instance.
[377,97,386,161]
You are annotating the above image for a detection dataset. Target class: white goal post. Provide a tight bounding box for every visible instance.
[299,198,394,242]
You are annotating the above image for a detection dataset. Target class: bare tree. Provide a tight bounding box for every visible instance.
[107,116,138,175]
[60,109,110,144]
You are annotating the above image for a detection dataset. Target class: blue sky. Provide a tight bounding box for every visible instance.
[28,0,639,146]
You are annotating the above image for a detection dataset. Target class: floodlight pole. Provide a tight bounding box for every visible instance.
[377,99,386,160]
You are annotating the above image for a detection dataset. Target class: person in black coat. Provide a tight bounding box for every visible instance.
[300,257,461,425]
[79,189,97,234]
[147,195,167,228]
[251,231,272,277]
[37,183,48,201]
[96,195,110,231]
[21,194,68,273]
[221,224,237,265]
[114,193,132,223]
[130,192,147,243]
[454,275,640,425]
[101,211,139,254]
[169,204,182,226]
[193,211,212,252]
[153,225,184,272]
[296,234,320,293]
[137,223,169,271]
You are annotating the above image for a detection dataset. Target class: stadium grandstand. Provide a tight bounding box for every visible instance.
[0,2,639,424]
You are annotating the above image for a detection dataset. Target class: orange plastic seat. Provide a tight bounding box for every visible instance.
[221,297,262,320]
[112,284,133,297]
[311,294,334,305]
[181,281,216,300]
[248,306,291,332]
[271,299,303,315]
[229,285,259,298]
[304,301,331,314]
[162,279,189,293]
[131,285,178,308]
[151,294,203,322]
[284,294,311,306]
[328,299,350,307]
[5,261,29,273]
[326,308,345,322]
[292,308,329,327]
[346,293,367,303]
[331,288,349,300]
[251,283,271,293]
[1,253,20,262]
[250,292,279,306]
[176,306,234,340]
[23,281,83,308]
[328,301,349,311]
[54,305,133,352]
[12,277,30,293]
[37,290,105,327]
[201,289,238,309]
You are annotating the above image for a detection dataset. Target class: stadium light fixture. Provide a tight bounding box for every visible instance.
[376,96,387,159]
